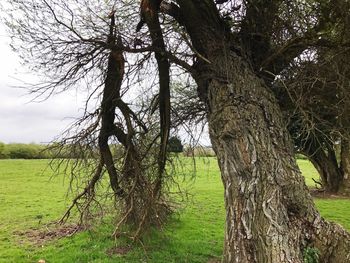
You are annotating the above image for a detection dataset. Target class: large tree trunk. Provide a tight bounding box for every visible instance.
[174,1,350,261]
[204,52,350,262]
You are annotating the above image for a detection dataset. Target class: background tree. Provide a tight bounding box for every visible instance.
[3,0,350,262]
[276,50,350,194]
[2,0,178,238]
[0,142,5,158]
[167,136,184,153]
[273,1,350,194]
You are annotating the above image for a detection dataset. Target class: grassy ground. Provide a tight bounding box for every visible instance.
[0,158,349,262]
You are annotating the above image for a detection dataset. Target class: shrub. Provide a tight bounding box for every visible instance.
[0,143,51,159]
[167,136,184,153]
[6,144,40,159]
[0,142,7,159]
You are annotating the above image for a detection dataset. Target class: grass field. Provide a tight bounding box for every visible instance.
[0,158,349,262]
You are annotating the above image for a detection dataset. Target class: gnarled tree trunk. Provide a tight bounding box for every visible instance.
[204,50,350,263]
[174,1,350,261]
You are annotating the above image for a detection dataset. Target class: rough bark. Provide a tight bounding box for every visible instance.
[172,2,350,261]
[165,1,350,261]
[205,50,350,263]
[141,0,171,196]
[98,13,126,197]
[205,50,313,262]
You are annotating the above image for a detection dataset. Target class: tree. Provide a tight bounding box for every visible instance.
[3,0,350,262]
[167,136,183,153]
[0,142,5,158]
[275,56,350,193]
[3,0,176,238]
[273,3,350,194]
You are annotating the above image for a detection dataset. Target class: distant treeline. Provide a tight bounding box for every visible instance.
[1,140,308,160]
[0,142,311,160]
[0,142,78,159]
[0,142,218,159]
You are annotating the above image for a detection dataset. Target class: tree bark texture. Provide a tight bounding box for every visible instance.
[175,1,350,262]
[205,49,350,263]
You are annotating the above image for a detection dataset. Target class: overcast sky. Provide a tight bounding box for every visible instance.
[0,22,210,146]
[0,24,85,144]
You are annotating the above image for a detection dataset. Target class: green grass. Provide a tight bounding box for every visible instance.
[297,159,320,187]
[314,199,350,230]
[0,158,349,262]
[0,160,69,261]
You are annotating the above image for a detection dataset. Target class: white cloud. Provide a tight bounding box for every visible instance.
[0,24,85,143]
